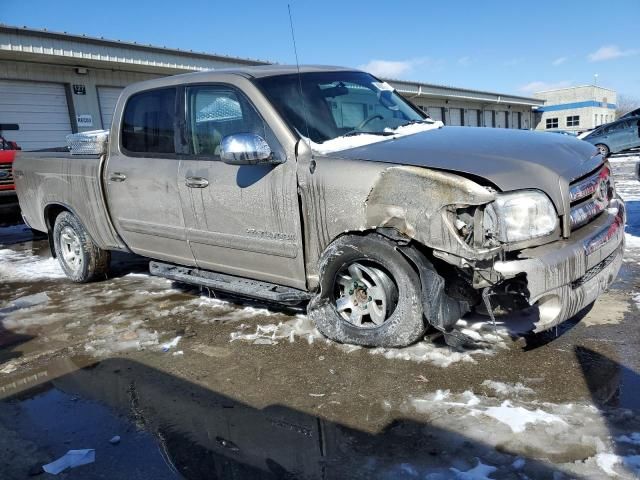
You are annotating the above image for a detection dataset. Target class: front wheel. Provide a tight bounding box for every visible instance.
[595,143,610,157]
[53,211,110,282]
[308,234,425,347]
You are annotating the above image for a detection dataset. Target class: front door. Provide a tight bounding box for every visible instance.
[105,87,195,266]
[177,84,306,289]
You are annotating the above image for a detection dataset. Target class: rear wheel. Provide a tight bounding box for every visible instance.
[595,143,610,157]
[308,234,425,347]
[53,211,110,282]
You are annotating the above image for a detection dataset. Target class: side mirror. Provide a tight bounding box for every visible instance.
[219,133,281,165]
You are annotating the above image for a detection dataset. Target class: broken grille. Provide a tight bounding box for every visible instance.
[0,163,13,187]
[568,165,612,231]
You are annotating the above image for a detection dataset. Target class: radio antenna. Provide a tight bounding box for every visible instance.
[287,3,311,146]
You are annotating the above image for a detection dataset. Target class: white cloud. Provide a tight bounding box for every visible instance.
[552,56,567,66]
[457,56,473,67]
[588,45,639,62]
[357,58,424,78]
[518,80,571,94]
[504,58,524,67]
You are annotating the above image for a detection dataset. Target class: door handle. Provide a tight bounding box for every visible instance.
[185,176,209,188]
[110,172,127,182]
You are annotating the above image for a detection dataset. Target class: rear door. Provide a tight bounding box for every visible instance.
[619,120,638,150]
[177,84,305,289]
[104,87,195,266]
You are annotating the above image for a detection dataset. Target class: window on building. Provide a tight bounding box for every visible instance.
[566,115,580,127]
[546,117,559,129]
[122,88,177,154]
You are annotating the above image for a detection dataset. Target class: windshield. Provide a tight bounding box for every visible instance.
[255,71,427,144]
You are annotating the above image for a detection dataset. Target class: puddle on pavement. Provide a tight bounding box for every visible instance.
[1,354,640,480]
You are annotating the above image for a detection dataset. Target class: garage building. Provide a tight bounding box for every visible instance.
[0,25,543,150]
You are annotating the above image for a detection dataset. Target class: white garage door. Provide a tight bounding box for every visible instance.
[0,80,72,151]
[427,107,442,122]
[97,86,124,130]
[512,112,521,129]
[495,111,506,128]
[483,110,494,127]
[449,108,462,126]
[466,109,479,127]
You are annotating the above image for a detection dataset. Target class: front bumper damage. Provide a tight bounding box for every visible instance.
[492,198,625,331]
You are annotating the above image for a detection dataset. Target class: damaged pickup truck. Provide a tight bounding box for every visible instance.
[15,66,625,347]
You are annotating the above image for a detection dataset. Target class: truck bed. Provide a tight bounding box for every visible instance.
[14,151,125,250]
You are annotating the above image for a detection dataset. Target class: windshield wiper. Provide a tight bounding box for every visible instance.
[342,131,394,137]
[396,119,433,128]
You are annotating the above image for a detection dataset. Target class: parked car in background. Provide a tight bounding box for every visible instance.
[620,107,640,120]
[0,124,21,209]
[14,66,625,348]
[582,116,640,157]
[546,130,578,137]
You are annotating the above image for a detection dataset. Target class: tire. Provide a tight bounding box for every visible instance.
[52,211,110,282]
[595,143,610,157]
[308,234,425,347]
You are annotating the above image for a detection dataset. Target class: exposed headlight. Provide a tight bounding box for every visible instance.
[484,190,558,243]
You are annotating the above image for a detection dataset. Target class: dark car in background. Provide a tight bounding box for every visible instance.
[583,116,640,157]
[620,107,640,120]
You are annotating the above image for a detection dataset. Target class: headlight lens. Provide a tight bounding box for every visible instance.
[484,190,558,242]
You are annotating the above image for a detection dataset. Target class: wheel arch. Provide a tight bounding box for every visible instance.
[44,203,96,258]
[317,228,471,332]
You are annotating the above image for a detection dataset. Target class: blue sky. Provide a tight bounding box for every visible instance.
[4,0,640,98]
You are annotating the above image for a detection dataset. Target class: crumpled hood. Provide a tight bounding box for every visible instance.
[326,126,603,214]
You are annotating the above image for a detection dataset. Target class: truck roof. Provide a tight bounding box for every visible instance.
[207,64,357,78]
[127,65,360,91]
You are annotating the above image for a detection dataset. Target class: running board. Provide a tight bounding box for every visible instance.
[149,261,312,306]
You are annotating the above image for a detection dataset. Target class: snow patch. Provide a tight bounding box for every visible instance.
[625,233,640,250]
[481,380,535,396]
[0,249,65,280]
[307,120,443,154]
[84,320,159,356]
[479,401,568,433]
[450,459,497,480]
[595,453,621,476]
[371,341,479,368]
[230,315,320,345]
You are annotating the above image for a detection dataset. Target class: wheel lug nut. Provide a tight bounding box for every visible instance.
[368,296,372,301]
[349,289,354,295]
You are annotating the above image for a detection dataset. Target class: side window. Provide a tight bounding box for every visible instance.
[122,88,176,154]
[186,86,267,157]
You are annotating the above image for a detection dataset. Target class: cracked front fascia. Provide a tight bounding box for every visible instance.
[365,165,499,262]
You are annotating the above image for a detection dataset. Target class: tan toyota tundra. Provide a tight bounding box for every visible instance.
[14,66,625,348]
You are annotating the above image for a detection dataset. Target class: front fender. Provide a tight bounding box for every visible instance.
[365,165,496,259]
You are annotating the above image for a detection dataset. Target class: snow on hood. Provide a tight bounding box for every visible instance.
[307,120,444,154]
